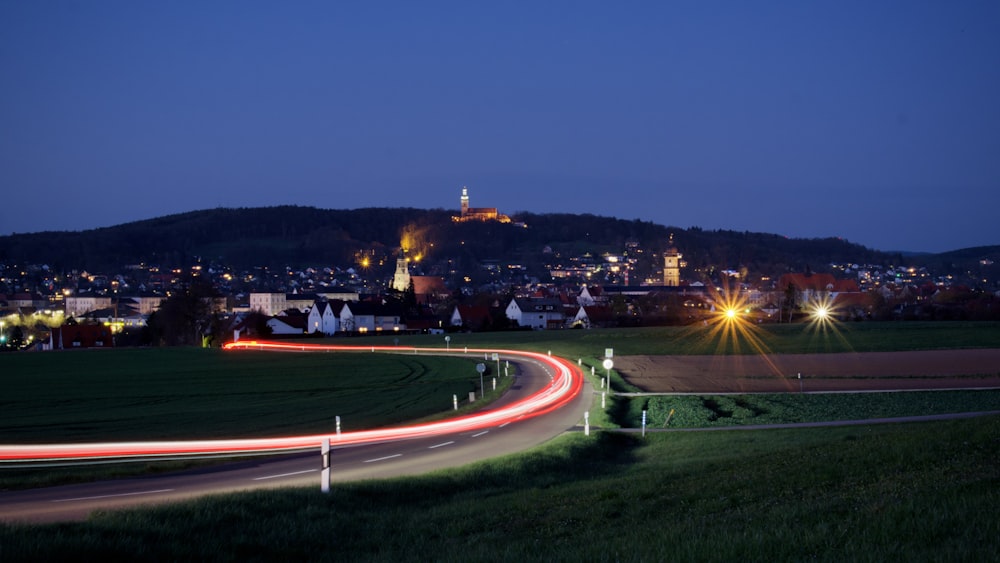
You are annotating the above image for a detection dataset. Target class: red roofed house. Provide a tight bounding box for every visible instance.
[411,276,449,305]
[45,324,114,350]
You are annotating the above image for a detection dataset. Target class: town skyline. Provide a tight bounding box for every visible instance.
[2,2,998,253]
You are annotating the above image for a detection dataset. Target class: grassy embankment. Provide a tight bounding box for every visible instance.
[2,417,998,561]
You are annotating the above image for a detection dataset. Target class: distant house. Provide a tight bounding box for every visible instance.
[250,291,360,316]
[451,305,491,330]
[506,298,565,329]
[577,286,603,307]
[339,302,403,333]
[571,305,614,329]
[64,295,113,318]
[411,276,450,305]
[267,309,308,335]
[307,301,342,335]
[45,324,114,350]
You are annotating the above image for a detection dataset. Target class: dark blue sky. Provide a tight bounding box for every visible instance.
[2,1,998,253]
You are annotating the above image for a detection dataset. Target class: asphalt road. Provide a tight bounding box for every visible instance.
[0,354,593,524]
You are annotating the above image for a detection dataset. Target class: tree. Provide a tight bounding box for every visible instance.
[782,283,797,323]
[148,275,219,346]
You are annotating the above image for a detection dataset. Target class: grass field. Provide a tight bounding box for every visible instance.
[2,416,997,561]
[0,348,502,443]
[638,390,1000,428]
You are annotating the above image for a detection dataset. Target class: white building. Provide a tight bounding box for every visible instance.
[505,298,565,330]
[64,296,113,318]
[307,301,341,335]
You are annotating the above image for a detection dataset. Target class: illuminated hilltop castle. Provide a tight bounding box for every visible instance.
[452,187,511,223]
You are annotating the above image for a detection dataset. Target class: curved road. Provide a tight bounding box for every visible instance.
[0,352,594,524]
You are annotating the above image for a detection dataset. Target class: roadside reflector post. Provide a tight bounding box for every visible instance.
[453,394,458,410]
[798,372,803,393]
[602,392,606,409]
[578,358,582,365]
[642,410,647,438]
[321,440,331,493]
[584,411,590,436]
[336,416,341,437]
[492,377,496,391]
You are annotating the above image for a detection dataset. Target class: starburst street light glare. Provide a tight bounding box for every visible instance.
[805,295,839,327]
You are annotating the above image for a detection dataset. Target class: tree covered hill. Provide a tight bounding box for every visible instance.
[0,206,987,281]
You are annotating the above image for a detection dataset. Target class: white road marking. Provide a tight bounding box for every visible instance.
[472,431,489,437]
[253,469,318,481]
[428,441,454,449]
[499,422,511,428]
[364,454,402,463]
[52,489,174,503]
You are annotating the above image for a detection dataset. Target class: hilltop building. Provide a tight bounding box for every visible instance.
[453,187,511,223]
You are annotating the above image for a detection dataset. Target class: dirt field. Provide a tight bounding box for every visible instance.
[615,349,1000,393]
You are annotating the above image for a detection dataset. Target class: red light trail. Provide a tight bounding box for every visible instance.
[0,341,584,464]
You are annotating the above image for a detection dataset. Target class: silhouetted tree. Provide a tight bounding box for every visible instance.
[148,275,219,346]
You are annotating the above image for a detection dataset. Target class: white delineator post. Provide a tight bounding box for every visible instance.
[321,439,331,493]
[584,411,590,436]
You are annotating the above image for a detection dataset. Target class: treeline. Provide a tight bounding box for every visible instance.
[0,206,987,279]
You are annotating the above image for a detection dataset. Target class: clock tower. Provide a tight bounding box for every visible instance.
[663,234,681,287]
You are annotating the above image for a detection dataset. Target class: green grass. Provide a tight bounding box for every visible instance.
[2,416,997,561]
[0,348,499,443]
[638,390,1000,428]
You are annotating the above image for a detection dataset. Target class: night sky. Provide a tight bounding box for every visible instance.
[2,1,998,253]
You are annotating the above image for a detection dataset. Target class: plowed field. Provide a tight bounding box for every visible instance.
[615,349,1000,393]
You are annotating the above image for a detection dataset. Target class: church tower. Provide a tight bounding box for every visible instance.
[663,234,681,287]
[392,255,411,292]
[460,187,470,218]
